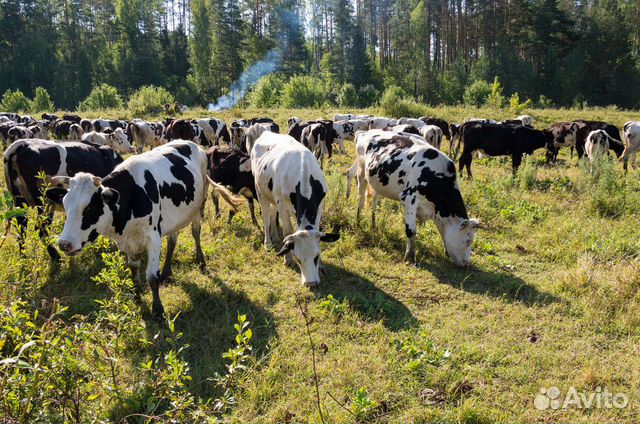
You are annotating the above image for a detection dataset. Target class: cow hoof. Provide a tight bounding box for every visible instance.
[404,253,415,264]
[303,281,320,288]
[152,304,165,321]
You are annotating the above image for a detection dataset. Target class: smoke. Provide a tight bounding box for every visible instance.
[208,49,283,112]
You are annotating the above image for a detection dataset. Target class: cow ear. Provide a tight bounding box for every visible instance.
[50,175,71,188]
[320,232,340,243]
[92,176,102,187]
[101,187,119,205]
[277,239,295,256]
[45,187,67,204]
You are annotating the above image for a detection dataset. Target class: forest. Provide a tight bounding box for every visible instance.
[0,0,639,111]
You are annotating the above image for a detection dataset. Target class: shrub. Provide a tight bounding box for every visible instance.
[337,83,358,107]
[516,154,537,190]
[357,84,379,107]
[380,85,427,118]
[1,89,31,112]
[78,84,124,111]
[281,76,325,108]
[249,74,284,108]
[127,85,175,116]
[31,87,54,112]
[580,155,626,218]
[485,76,505,109]
[509,92,533,114]
[537,94,554,109]
[463,80,492,107]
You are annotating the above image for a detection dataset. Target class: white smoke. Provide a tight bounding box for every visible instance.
[208,49,282,112]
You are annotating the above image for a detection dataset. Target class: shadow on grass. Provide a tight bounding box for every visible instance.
[315,263,418,331]
[417,257,559,307]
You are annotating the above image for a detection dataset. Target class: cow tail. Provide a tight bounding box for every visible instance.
[206,176,244,212]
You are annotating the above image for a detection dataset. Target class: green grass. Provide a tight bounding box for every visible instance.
[2,106,640,423]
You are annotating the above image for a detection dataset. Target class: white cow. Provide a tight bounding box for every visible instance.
[129,120,168,154]
[419,125,443,150]
[251,132,340,287]
[368,117,398,129]
[397,117,427,129]
[620,121,640,170]
[244,122,273,154]
[516,115,534,127]
[192,118,231,145]
[69,124,83,140]
[81,128,134,153]
[585,130,612,162]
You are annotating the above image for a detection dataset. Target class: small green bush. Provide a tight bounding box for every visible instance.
[485,76,505,109]
[1,89,31,112]
[357,84,379,107]
[31,87,54,112]
[127,85,175,116]
[337,83,358,107]
[281,76,325,108]
[380,85,427,118]
[249,74,284,108]
[463,80,492,107]
[78,84,124,111]
[509,92,533,114]
[517,154,537,190]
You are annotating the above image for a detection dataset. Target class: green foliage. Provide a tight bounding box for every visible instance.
[249,74,284,108]
[463,80,492,107]
[1,89,31,112]
[77,84,124,111]
[509,92,533,114]
[393,331,451,372]
[580,155,626,218]
[281,76,325,108]
[537,94,555,109]
[127,85,175,116]
[30,87,54,112]
[352,387,379,421]
[499,199,547,223]
[516,154,537,190]
[485,76,505,109]
[357,84,379,107]
[318,294,348,317]
[337,83,358,107]
[380,85,427,118]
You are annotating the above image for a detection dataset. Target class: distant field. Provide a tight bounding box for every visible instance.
[2,106,639,423]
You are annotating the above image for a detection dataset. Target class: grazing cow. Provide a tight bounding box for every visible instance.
[288,117,301,128]
[397,117,427,129]
[8,126,34,144]
[82,128,134,153]
[41,113,59,122]
[251,132,340,287]
[20,115,36,125]
[0,112,21,122]
[419,125,444,149]
[0,122,16,146]
[52,140,242,319]
[80,119,93,133]
[546,122,579,162]
[243,122,275,154]
[334,113,372,121]
[63,114,82,124]
[231,118,279,148]
[347,129,480,265]
[0,116,12,124]
[69,124,83,140]
[585,130,611,162]
[457,122,554,178]
[288,120,331,142]
[4,139,123,260]
[419,117,451,141]
[390,125,421,135]
[129,120,168,154]
[332,119,369,153]
[300,122,339,168]
[92,118,128,133]
[54,120,75,140]
[620,121,640,170]
[573,120,624,163]
[191,118,231,145]
[206,146,258,225]
[165,119,209,146]
[464,117,499,124]
[28,121,49,140]
[368,117,398,129]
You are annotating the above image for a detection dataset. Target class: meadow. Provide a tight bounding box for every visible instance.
[1,105,640,423]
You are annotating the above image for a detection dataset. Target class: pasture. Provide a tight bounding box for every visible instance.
[2,106,640,423]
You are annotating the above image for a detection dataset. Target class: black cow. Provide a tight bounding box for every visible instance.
[80,119,93,133]
[41,113,59,122]
[54,120,74,140]
[3,139,123,260]
[420,117,451,140]
[165,119,209,146]
[63,114,82,124]
[458,122,554,178]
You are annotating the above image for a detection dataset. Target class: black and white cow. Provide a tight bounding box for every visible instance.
[347,129,480,265]
[0,112,21,122]
[41,113,59,122]
[419,125,443,149]
[251,132,340,287]
[368,116,398,129]
[27,120,50,140]
[82,128,134,153]
[52,140,242,319]
[165,119,209,146]
[69,124,84,140]
[0,122,16,146]
[4,139,124,260]
[191,118,231,145]
[63,114,82,124]
[54,120,75,140]
[390,124,421,135]
[419,117,451,141]
[620,121,639,170]
[129,120,168,154]
[231,117,279,148]
[206,146,258,225]
[20,115,36,125]
[7,126,34,144]
[397,117,427,129]
[457,122,554,178]
[288,117,302,128]
[80,119,93,133]
[92,118,128,133]
[300,121,340,168]
[333,113,372,121]
[585,130,612,162]
[573,120,625,165]
[546,122,579,163]
[333,119,370,152]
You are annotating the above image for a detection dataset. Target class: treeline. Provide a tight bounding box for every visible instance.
[0,0,639,111]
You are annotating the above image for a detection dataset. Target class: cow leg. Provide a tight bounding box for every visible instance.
[128,257,143,298]
[402,194,418,263]
[258,192,275,248]
[248,197,259,226]
[192,219,206,271]
[512,153,523,175]
[370,194,380,229]
[227,210,236,225]
[459,152,473,179]
[576,143,585,160]
[356,167,368,225]
[211,191,221,220]
[15,213,28,256]
[146,236,164,320]
[161,232,178,280]
[276,202,295,267]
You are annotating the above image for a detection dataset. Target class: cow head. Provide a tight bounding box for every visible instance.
[231,126,246,150]
[54,173,115,255]
[277,229,340,287]
[440,218,481,267]
[109,128,134,153]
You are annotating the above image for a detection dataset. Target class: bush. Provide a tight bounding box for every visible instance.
[78,84,124,111]
[463,80,492,107]
[1,89,31,112]
[281,76,325,108]
[357,84,379,107]
[537,95,555,109]
[516,154,537,190]
[337,83,358,107]
[31,87,54,112]
[509,92,533,114]
[580,156,626,218]
[127,85,175,116]
[485,76,505,109]
[380,86,427,118]
[249,74,283,108]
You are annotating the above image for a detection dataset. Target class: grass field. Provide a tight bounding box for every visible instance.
[2,106,640,423]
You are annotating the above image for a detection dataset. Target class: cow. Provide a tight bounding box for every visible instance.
[300,122,339,168]
[334,113,372,121]
[4,139,123,260]
[501,118,533,128]
[251,132,340,287]
[191,118,231,145]
[92,118,128,133]
[347,129,480,265]
[7,126,34,144]
[419,117,451,141]
[165,119,209,146]
[333,119,370,151]
[41,113,59,122]
[69,124,84,140]
[517,115,534,127]
[368,117,398,129]
[81,128,134,153]
[464,117,499,124]
[397,117,427,129]
[573,120,625,165]
[419,125,443,149]
[129,120,168,154]
[54,120,75,140]
[0,113,21,122]
[546,122,579,163]
[63,114,82,124]
[52,140,243,319]
[585,130,611,163]
[20,115,36,125]
[27,120,49,140]
[231,118,279,148]
[0,122,16,146]
[457,122,555,178]
[206,146,258,225]
[288,120,332,143]
[620,121,640,170]
[243,122,275,154]
[80,119,93,133]
[288,117,302,128]
[0,116,12,124]
[390,125,421,135]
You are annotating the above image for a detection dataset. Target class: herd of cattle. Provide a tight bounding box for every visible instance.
[1,110,639,318]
